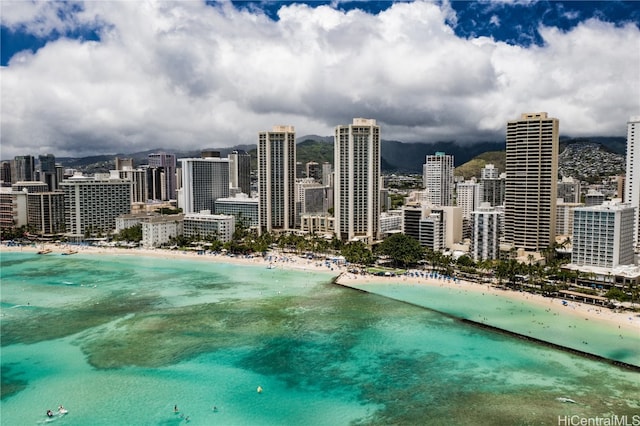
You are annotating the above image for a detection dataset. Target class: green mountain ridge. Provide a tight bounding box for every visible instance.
[53,136,625,175]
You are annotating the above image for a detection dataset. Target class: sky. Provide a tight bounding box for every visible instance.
[1,0,639,159]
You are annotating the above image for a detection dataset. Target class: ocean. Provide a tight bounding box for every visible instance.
[1,252,639,425]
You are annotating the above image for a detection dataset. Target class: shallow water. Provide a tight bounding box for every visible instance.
[1,252,639,425]
[343,279,640,367]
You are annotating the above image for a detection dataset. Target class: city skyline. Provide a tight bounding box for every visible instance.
[1,1,639,159]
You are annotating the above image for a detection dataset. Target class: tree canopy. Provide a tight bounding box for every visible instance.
[376,233,423,268]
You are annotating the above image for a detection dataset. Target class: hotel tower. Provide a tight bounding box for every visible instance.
[258,125,296,234]
[624,116,640,249]
[334,118,381,243]
[504,112,559,251]
[423,152,454,206]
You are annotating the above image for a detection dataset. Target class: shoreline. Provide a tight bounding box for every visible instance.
[334,270,640,334]
[3,243,639,368]
[333,275,640,372]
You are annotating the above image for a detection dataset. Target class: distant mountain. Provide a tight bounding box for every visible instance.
[454,151,506,179]
[297,134,334,144]
[454,137,626,181]
[53,136,626,176]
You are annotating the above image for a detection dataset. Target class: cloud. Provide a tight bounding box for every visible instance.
[1,0,639,159]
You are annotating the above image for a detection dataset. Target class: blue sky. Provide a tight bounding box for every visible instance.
[1,1,639,158]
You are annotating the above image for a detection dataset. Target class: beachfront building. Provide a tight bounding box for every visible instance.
[334,118,381,244]
[401,202,462,250]
[228,150,251,196]
[148,152,177,201]
[423,152,454,206]
[470,202,501,261]
[300,213,335,235]
[215,193,259,229]
[179,156,230,215]
[183,210,235,243]
[258,125,296,234]
[380,210,403,238]
[60,172,132,239]
[624,116,640,249]
[504,112,559,252]
[571,201,636,268]
[7,181,66,235]
[141,215,184,248]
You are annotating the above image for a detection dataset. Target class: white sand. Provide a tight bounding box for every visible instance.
[3,243,638,332]
[335,271,640,333]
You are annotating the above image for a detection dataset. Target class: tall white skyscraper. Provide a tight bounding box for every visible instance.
[471,202,501,262]
[423,152,454,206]
[334,118,380,243]
[179,157,230,214]
[258,125,296,234]
[624,116,640,249]
[504,112,559,251]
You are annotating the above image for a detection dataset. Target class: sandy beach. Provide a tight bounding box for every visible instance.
[335,270,640,334]
[3,242,638,334]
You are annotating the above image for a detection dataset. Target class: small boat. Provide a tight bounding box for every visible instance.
[257,386,263,393]
[61,250,78,256]
[267,264,275,269]
[555,397,576,403]
[38,249,52,255]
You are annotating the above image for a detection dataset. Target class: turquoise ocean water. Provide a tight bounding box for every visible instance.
[1,252,639,425]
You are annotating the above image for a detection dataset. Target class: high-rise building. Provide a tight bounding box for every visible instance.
[471,202,501,262]
[295,179,330,227]
[60,172,132,239]
[557,177,581,204]
[321,162,333,187]
[479,164,505,207]
[179,157,230,215]
[456,179,480,220]
[306,161,321,181]
[12,155,35,182]
[504,112,559,251]
[228,150,251,196]
[556,199,583,237]
[423,152,454,206]
[215,194,259,229]
[1,161,12,186]
[258,125,296,234]
[117,168,148,204]
[571,201,635,268]
[38,154,58,191]
[148,153,177,201]
[334,118,380,243]
[624,116,640,249]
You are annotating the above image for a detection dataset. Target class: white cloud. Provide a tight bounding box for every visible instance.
[1,1,639,159]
